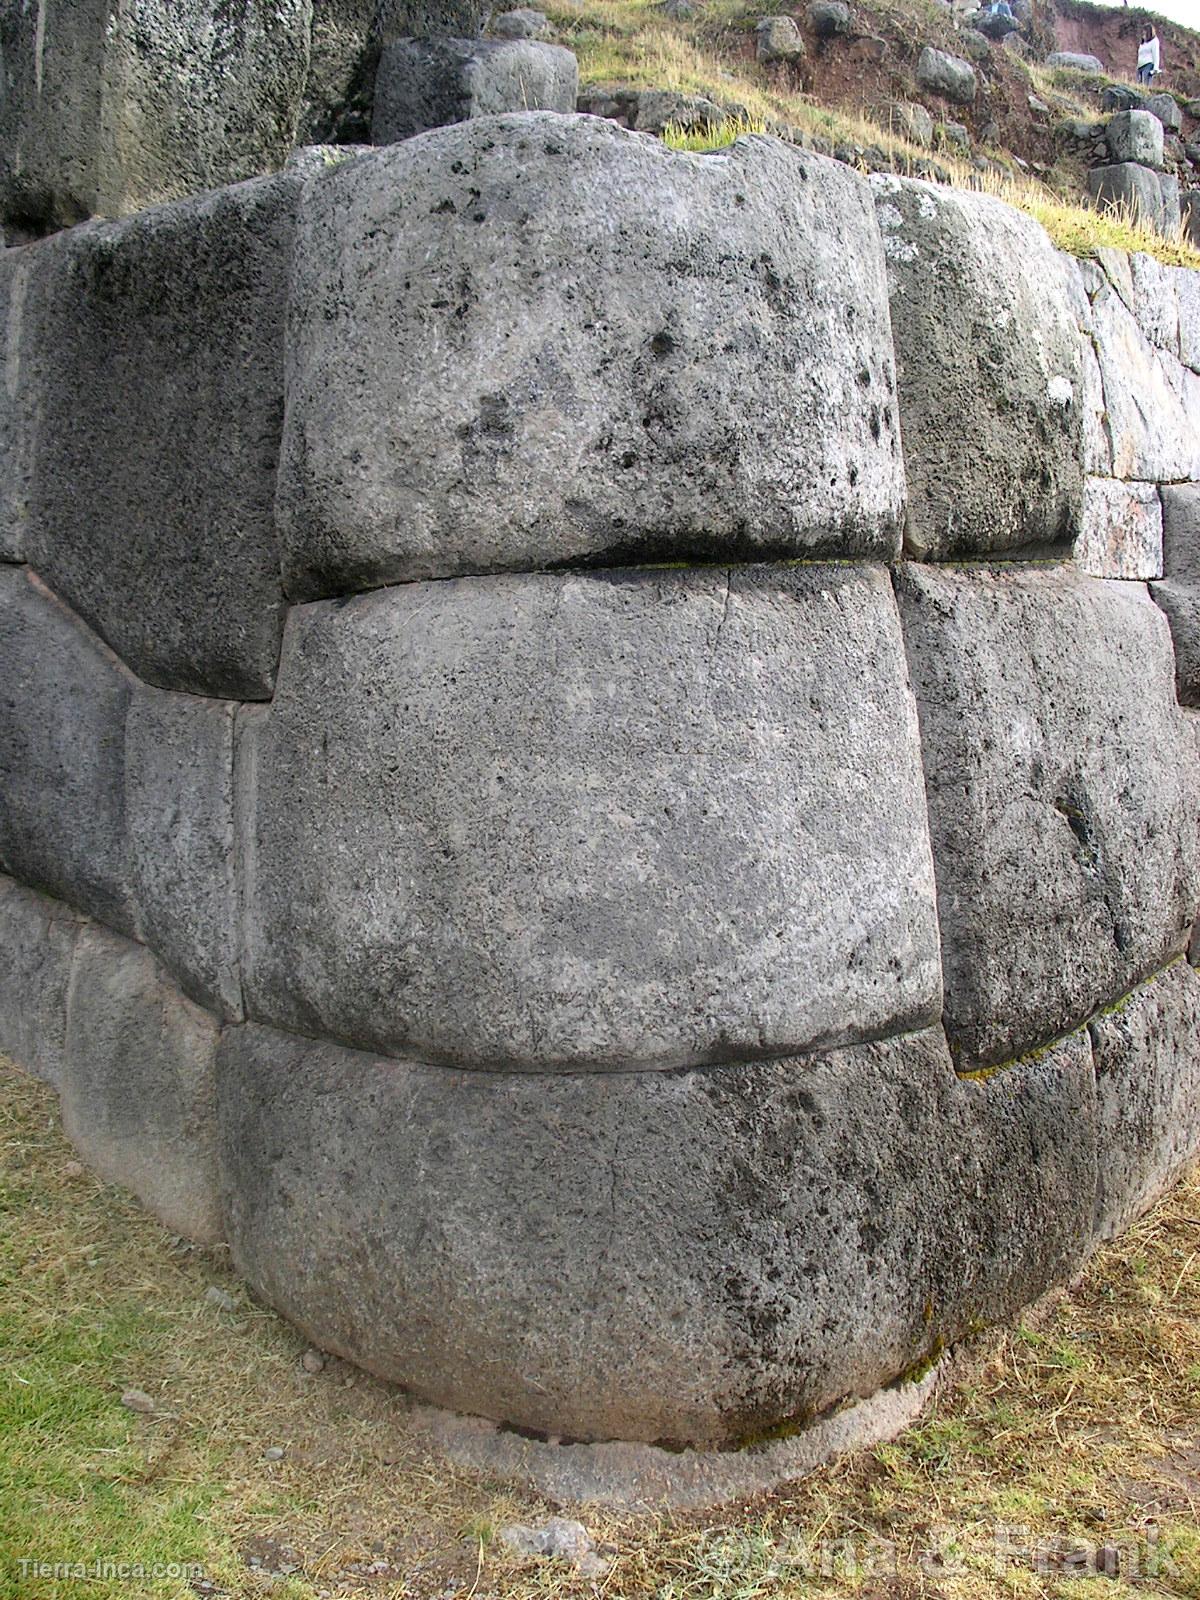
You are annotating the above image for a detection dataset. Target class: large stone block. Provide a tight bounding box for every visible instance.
[1128,251,1179,352]
[217,1020,1096,1446]
[26,174,296,700]
[1088,275,1198,482]
[1091,962,1200,1240]
[125,691,240,1018]
[277,117,906,597]
[871,177,1083,560]
[372,38,579,144]
[1075,478,1162,580]
[915,46,976,104]
[0,0,310,233]
[1105,109,1164,168]
[62,923,222,1245]
[1177,266,1200,374]
[897,564,1200,1071]
[1151,483,1200,706]
[0,874,83,1090]
[0,245,43,562]
[1088,163,1173,238]
[0,568,137,938]
[241,564,941,1070]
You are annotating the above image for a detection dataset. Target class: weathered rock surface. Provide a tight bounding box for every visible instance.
[278,117,905,596]
[0,569,137,938]
[217,1020,1096,1446]
[26,175,295,700]
[492,8,550,38]
[1087,274,1199,482]
[756,15,806,61]
[1075,478,1162,580]
[1088,163,1176,239]
[807,1,852,39]
[241,565,941,1070]
[1106,109,1164,168]
[915,47,976,105]
[61,922,222,1246]
[0,0,311,233]
[372,39,579,144]
[125,692,240,1019]
[1046,50,1104,73]
[1176,267,1200,373]
[1091,962,1200,1240]
[0,874,82,1090]
[1151,483,1200,707]
[1128,251,1179,352]
[897,563,1200,1071]
[0,247,41,562]
[871,177,1082,559]
[1145,92,1182,135]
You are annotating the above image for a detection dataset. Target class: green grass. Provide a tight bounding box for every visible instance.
[2,1054,1200,1598]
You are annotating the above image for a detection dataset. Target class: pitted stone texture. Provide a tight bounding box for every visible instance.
[1089,275,1199,483]
[1088,164,1175,238]
[0,874,83,1090]
[1176,267,1200,374]
[0,0,310,233]
[897,564,1200,1071]
[0,246,42,562]
[62,923,222,1246]
[1076,479,1162,580]
[372,39,579,143]
[277,117,905,597]
[871,177,1082,560]
[1151,484,1200,707]
[1106,110,1164,168]
[217,1021,1095,1446]
[125,693,240,1018]
[915,47,976,104]
[1090,962,1200,1240]
[0,568,137,938]
[27,175,296,700]
[241,565,941,1070]
[1129,252,1179,352]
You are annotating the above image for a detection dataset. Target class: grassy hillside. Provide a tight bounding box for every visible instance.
[538,0,1200,266]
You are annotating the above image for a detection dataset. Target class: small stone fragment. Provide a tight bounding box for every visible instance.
[121,1389,156,1414]
[204,1285,237,1312]
[301,1348,326,1374]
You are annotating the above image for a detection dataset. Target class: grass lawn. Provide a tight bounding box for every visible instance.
[1,1052,1198,1599]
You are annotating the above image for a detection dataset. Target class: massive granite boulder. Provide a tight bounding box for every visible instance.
[897,564,1200,1072]
[277,117,906,597]
[240,564,941,1069]
[0,0,311,233]
[25,174,297,701]
[871,177,1083,559]
[218,1020,1097,1446]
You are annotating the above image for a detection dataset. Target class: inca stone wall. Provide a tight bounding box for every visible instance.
[3,114,1200,1494]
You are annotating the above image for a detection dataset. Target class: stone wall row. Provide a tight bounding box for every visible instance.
[4,556,1198,1077]
[4,116,1200,701]
[4,867,1199,1445]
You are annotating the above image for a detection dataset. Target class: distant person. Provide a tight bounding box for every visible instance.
[989,0,1016,21]
[1137,25,1160,85]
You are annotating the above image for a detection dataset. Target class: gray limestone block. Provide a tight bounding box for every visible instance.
[26,173,296,700]
[1151,483,1200,706]
[1177,266,1200,373]
[1128,251,1179,351]
[62,922,223,1245]
[1106,110,1164,168]
[1046,50,1103,73]
[0,873,84,1089]
[276,116,905,597]
[1075,478,1162,580]
[896,563,1200,1072]
[372,38,579,144]
[1145,92,1182,136]
[217,1020,1097,1447]
[1088,274,1199,483]
[125,690,241,1019]
[915,46,976,104]
[0,245,44,562]
[1090,961,1200,1240]
[0,0,310,233]
[1088,163,1168,236]
[870,176,1083,560]
[240,564,942,1070]
[0,568,137,938]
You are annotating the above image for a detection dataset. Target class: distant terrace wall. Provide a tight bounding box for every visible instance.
[3,114,1200,1486]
